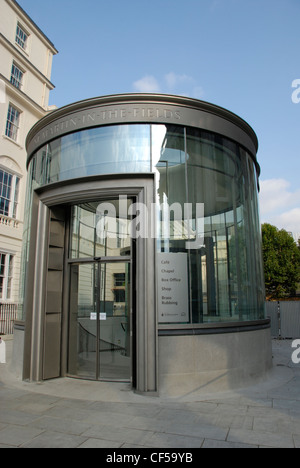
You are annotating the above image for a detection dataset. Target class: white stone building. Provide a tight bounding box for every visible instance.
[0,0,57,329]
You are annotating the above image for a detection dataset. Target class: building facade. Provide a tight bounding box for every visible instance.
[18,94,272,395]
[0,0,57,330]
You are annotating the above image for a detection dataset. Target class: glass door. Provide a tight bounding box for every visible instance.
[67,198,133,382]
[98,261,131,381]
[68,262,98,379]
[68,259,131,381]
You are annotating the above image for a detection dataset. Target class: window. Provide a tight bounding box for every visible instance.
[0,253,14,300]
[0,170,20,219]
[114,273,125,287]
[113,273,126,303]
[113,289,125,303]
[10,63,24,90]
[15,23,28,50]
[5,104,21,142]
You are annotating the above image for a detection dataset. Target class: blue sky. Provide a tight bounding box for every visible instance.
[19,0,300,239]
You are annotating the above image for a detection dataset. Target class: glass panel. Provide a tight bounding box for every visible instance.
[99,262,131,381]
[70,199,132,259]
[5,105,20,141]
[186,129,241,323]
[152,125,186,255]
[10,64,23,89]
[0,253,6,299]
[6,255,13,300]
[13,177,20,219]
[68,261,131,381]
[153,125,264,325]
[68,263,97,379]
[35,124,151,184]
[153,125,190,324]
[16,24,28,49]
[68,197,133,381]
[0,170,13,217]
[186,129,265,323]
[25,121,265,328]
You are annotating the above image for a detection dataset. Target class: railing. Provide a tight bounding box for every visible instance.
[0,214,20,229]
[0,303,17,335]
[266,301,300,339]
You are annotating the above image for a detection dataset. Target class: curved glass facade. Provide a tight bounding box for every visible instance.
[25,122,265,325]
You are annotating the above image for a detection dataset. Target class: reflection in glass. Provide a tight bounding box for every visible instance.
[68,262,131,381]
[33,125,151,184]
[68,263,97,379]
[25,122,265,327]
[99,262,131,381]
[152,125,187,254]
[153,125,265,324]
[70,199,132,259]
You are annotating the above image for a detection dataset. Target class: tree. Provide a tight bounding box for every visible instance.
[262,223,300,299]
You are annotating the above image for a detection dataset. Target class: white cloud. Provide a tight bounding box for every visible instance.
[259,178,300,239]
[132,72,204,99]
[164,72,194,89]
[269,209,300,239]
[164,72,204,99]
[259,179,298,215]
[133,75,161,93]
[192,86,205,100]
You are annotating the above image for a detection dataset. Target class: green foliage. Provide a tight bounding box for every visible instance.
[262,223,300,299]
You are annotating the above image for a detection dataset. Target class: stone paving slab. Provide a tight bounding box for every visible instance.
[0,339,299,448]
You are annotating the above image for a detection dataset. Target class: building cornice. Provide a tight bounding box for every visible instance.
[26,93,260,175]
[0,33,55,90]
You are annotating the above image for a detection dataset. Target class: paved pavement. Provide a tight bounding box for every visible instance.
[0,338,300,448]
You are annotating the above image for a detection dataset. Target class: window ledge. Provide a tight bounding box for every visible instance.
[2,135,23,149]
[14,41,29,58]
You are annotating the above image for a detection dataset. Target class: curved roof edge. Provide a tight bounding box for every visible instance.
[26,93,259,171]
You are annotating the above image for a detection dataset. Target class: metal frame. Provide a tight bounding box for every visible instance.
[68,256,131,264]
[67,256,132,383]
[67,200,134,383]
[23,174,158,394]
[26,93,259,172]
[158,319,271,336]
